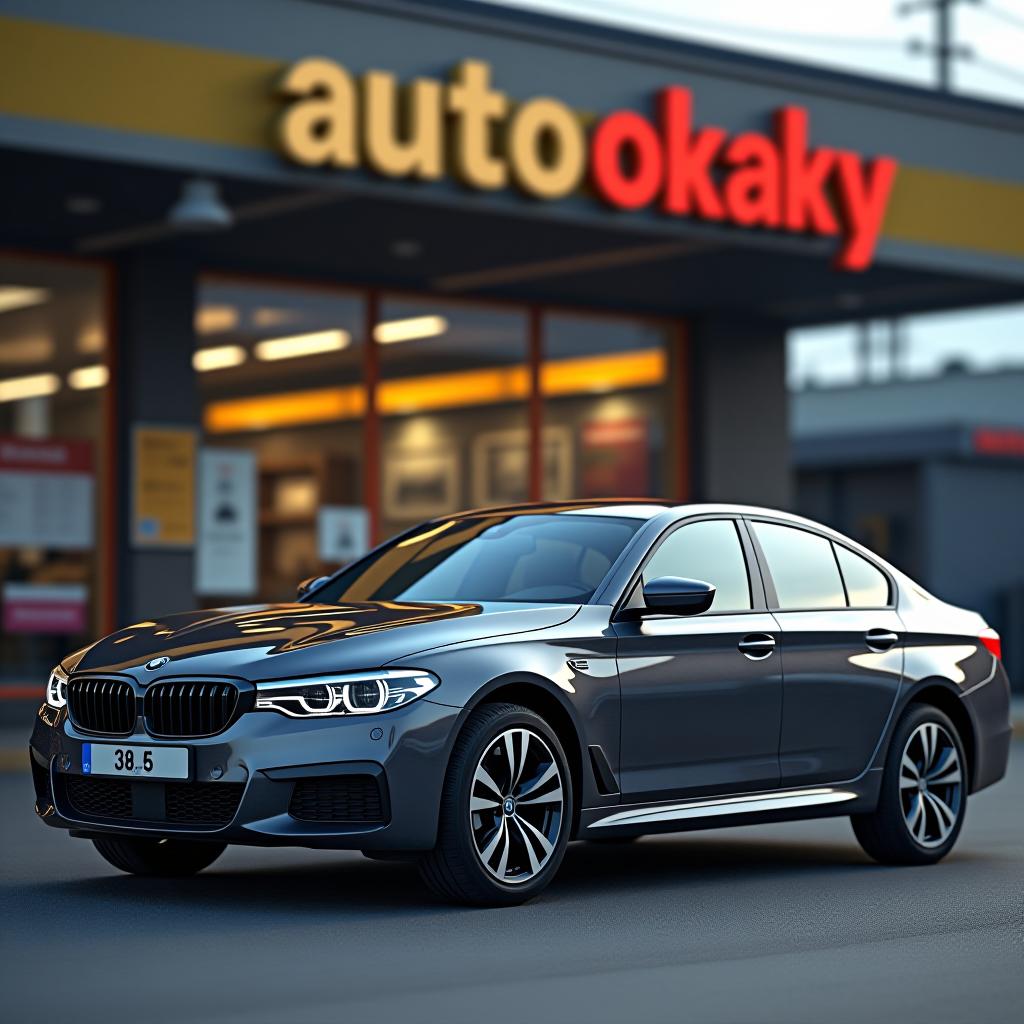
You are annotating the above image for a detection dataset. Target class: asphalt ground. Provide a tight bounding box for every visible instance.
[1,737,1021,1024]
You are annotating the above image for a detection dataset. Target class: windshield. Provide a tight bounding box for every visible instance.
[311,513,641,605]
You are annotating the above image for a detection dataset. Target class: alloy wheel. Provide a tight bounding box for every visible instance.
[899,721,963,849]
[469,727,565,884]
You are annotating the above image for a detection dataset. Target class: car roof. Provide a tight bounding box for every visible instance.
[450,500,822,524]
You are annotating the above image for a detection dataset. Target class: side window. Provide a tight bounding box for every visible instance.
[643,520,751,612]
[752,522,846,610]
[835,545,890,607]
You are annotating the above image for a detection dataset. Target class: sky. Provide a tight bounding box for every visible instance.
[484,0,1024,385]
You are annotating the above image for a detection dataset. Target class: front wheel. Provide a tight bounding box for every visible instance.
[419,703,572,906]
[852,704,967,866]
[92,836,226,876]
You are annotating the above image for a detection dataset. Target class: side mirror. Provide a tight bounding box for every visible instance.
[642,576,716,616]
[296,575,330,600]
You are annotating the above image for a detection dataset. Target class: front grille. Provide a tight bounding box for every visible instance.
[289,774,387,824]
[67,776,133,819]
[68,677,136,735]
[165,782,244,825]
[145,681,240,738]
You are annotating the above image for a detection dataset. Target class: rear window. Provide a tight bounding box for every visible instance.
[753,522,846,610]
[835,545,890,607]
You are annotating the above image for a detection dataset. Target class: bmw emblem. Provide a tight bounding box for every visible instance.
[145,656,170,671]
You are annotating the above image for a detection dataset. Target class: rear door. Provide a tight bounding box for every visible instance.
[614,517,782,802]
[748,518,903,786]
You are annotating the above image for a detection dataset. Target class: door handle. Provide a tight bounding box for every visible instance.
[865,628,899,651]
[738,633,776,659]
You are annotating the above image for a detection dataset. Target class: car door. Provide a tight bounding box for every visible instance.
[614,517,782,803]
[748,518,903,787]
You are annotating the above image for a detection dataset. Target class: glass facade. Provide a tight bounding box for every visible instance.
[0,256,109,681]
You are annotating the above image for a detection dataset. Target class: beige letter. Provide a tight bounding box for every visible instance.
[507,98,585,199]
[447,60,508,190]
[277,58,357,167]
[363,70,443,180]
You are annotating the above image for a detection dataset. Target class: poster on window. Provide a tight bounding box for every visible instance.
[580,418,650,497]
[318,506,370,566]
[195,448,257,597]
[133,426,197,547]
[0,436,94,549]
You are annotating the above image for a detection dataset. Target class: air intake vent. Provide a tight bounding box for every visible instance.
[145,681,240,738]
[289,775,387,824]
[67,677,136,736]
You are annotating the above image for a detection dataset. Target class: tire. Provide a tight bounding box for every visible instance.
[852,703,967,866]
[419,702,573,906]
[92,836,226,876]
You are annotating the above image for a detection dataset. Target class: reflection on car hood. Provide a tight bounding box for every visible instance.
[66,600,581,681]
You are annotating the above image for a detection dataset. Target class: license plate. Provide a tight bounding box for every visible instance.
[82,743,189,780]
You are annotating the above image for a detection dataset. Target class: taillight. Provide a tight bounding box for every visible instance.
[979,630,1002,661]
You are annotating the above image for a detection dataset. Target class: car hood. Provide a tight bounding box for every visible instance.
[65,600,581,682]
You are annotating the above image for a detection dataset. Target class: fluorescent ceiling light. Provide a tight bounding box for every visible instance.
[68,364,109,390]
[195,304,239,335]
[0,286,50,315]
[0,372,60,403]
[252,307,302,328]
[374,315,448,345]
[193,345,247,372]
[0,336,53,364]
[76,324,105,354]
[255,329,349,362]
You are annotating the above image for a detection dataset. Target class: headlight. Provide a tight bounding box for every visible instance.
[46,665,68,709]
[254,669,439,718]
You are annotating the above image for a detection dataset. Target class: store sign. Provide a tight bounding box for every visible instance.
[973,427,1024,457]
[277,58,898,271]
[2,582,88,634]
[0,436,94,549]
[132,426,197,547]
[195,449,257,596]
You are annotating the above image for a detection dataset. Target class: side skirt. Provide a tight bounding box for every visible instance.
[577,772,882,839]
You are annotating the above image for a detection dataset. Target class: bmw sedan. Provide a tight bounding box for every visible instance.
[30,502,1012,905]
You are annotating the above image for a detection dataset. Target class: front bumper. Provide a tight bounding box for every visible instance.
[29,697,462,850]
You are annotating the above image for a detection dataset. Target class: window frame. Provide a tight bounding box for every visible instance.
[612,513,767,619]
[744,515,896,613]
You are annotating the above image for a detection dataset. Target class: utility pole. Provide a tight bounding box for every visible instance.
[898,0,977,92]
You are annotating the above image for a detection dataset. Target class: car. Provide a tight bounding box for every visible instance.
[30,501,1012,905]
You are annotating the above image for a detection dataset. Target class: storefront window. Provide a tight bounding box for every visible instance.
[0,256,108,684]
[541,313,672,500]
[378,297,528,538]
[196,277,365,601]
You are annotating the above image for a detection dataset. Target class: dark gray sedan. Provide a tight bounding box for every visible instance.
[30,501,1012,905]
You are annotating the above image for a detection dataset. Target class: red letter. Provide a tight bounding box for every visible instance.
[591,111,663,210]
[722,132,781,227]
[832,152,899,271]
[776,106,838,236]
[660,86,726,219]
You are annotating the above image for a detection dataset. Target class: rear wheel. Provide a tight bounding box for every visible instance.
[419,703,572,906]
[92,836,226,876]
[852,704,967,866]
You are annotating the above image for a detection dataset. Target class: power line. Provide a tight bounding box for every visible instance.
[973,55,1024,86]
[897,0,979,90]
[978,2,1024,32]
[518,0,904,50]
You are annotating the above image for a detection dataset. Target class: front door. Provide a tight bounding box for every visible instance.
[615,518,782,802]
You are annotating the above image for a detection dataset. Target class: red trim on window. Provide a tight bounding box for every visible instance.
[364,289,381,545]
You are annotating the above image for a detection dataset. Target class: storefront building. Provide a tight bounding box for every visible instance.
[1,0,1022,688]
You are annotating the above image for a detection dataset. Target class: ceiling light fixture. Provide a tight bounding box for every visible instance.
[374,315,448,345]
[0,286,50,315]
[68,365,109,390]
[254,329,350,362]
[193,345,247,372]
[0,372,61,403]
[195,304,239,335]
[167,178,233,231]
